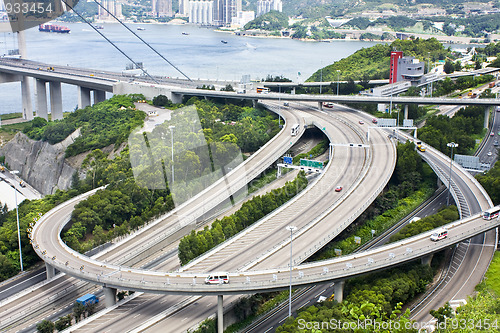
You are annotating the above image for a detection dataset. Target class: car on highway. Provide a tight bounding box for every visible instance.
[359,120,364,125]
[488,152,493,156]
[491,132,495,136]
[494,141,499,146]
[335,186,343,192]
[372,118,378,124]
[430,229,448,241]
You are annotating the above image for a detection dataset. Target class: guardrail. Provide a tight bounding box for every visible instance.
[30,105,496,297]
[33,213,499,295]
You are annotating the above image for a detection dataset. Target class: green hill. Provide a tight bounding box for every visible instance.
[244,10,289,31]
[307,38,449,82]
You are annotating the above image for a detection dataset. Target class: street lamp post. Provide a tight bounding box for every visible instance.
[10,170,23,271]
[428,52,431,97]
[169,125,175,184]
[446,142,458,206]
[320,61,323,94]
[279,85,281,127]
[336,70,340,96]
[286,225,297,318]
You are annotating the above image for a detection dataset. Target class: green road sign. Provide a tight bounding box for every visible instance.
[300,159,323,169]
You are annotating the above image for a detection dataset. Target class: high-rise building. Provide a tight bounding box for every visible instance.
[179,0,190,16]
[212,0,241,26]
[256,0,281,17]
[152,0,173,17]
[189,1,213,24]
[231,10,254,28]
[98,0,123,19]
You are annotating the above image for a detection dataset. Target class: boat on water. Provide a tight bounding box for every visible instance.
[137,27,146,31]
[39,24,70,33]
[94,25,104,29]
[182,32,189,35]
[221,40,227,44]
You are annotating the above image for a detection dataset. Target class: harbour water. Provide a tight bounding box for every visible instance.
[0,23,383,115]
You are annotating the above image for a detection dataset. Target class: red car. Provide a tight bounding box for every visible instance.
[335,186,343,192]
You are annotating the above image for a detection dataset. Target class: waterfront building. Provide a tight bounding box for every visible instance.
[98,0,123,19]
[256,0,282,17]
[189,0,213,25]
[152,0,173,17]
[212,0,242,26]
[231,10,255,28]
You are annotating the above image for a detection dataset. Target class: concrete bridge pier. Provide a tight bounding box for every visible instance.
[217,295,223,333]
[21,77,33,120]
[17,30,34,120]
[318,101,323,110]
[49,81,63,120]
[45,263,56,279]
[171,92,183,104]
[333,280,345,303]
[94,90,106,104]
[36,79,48,120]
[484,107,490,129]
[78,87,91,109]
[421,254,433,266]
[437,177,443,187]
[104,287,117,307]
[404,105,408,119]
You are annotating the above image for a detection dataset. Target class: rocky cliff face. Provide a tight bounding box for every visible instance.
[0,130,81,195]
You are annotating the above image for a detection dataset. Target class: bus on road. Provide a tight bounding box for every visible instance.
[256,87,270,94]
[291,124,300,136]
[482,206,500,220]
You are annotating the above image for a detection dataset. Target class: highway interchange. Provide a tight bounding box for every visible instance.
[0,72,498,329]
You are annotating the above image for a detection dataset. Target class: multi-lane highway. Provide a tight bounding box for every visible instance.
[28,104,496,331]
[18,102,394,330]
[0,106,306,331]
[2,96,496,332]
[407,102,500,328]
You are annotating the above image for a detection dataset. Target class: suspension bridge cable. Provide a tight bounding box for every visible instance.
[93,0,192,82]
[60,0,159,84]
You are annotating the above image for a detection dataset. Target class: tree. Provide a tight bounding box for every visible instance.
[73,302,85,323]
[430,302,453,324]
[152,94,172,107]
[55,315,72,331]
[443,60,455,74]
[220,84,234,92]
[36,320,55,333]
[85,302,97,317]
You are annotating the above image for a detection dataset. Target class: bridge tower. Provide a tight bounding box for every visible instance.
[17,31,34,120]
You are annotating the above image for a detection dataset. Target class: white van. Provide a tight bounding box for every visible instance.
[430,229,448,241]
[205,273,229,284]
